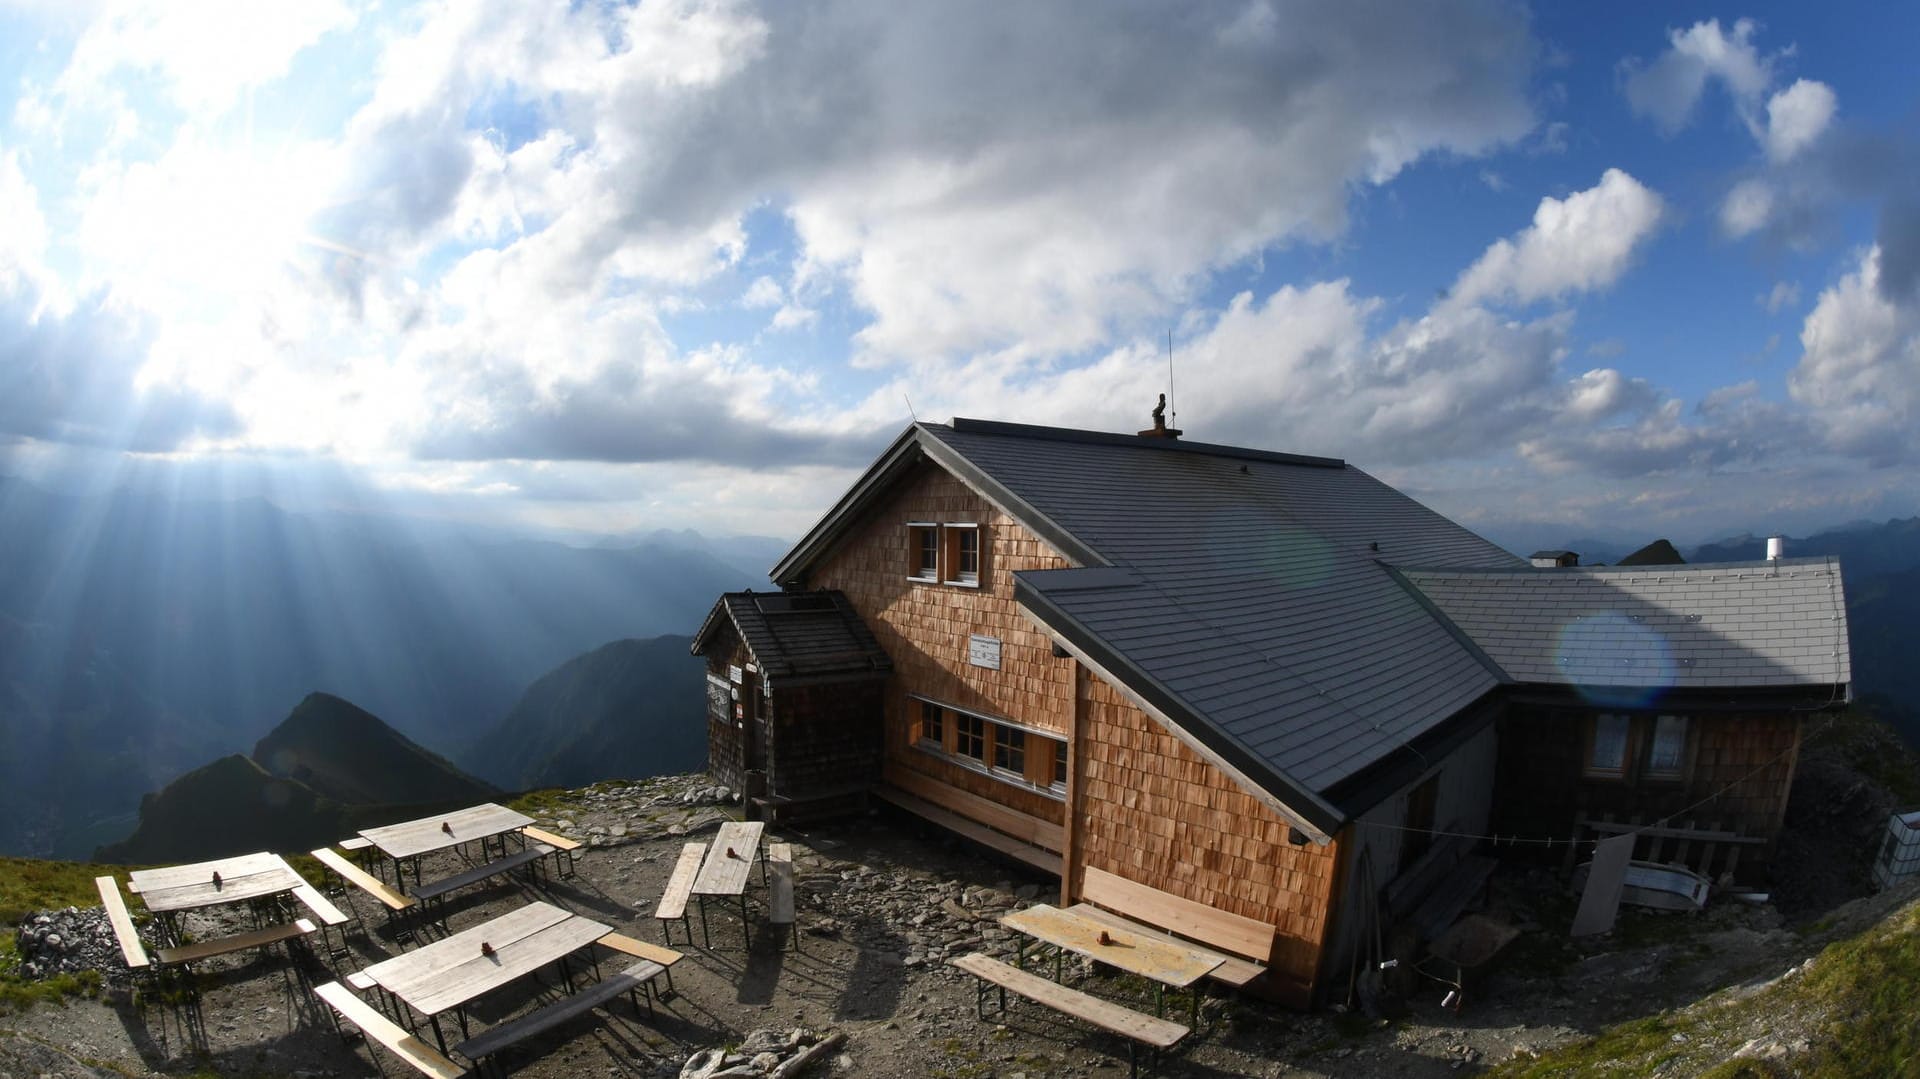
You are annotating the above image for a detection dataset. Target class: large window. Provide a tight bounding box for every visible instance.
[1583,712,1693,782]
[909,694,1065,799]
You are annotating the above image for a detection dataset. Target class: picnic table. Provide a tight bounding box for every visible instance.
[1001,904,1221,1024]
[359,802,535,891]
[121,852,334,966]
[358,900,612,1054]
[690,820,766,948]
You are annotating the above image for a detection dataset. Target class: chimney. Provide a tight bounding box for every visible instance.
[1766,536,1785,561]
[1138,393,1182,440]
[1529,550,1579,569]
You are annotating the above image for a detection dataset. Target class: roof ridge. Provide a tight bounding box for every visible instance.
[945,417,1345,468]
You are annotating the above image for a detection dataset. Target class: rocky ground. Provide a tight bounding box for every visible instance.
[0,763,1907,1079]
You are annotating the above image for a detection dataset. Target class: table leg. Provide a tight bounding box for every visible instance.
[1152,981,1165,1018]
[697,897,711,949]
[428,1015,448,1055]
[739,893,751,950]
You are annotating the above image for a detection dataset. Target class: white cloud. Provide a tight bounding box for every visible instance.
[1620,18,1772,135]
[1719,178,1774,238]
[1790,246,1920,464]
[740,276,783,309]
[1764,79,1837,163]
[1448,169,1665,309]
[1759,280,1801,314]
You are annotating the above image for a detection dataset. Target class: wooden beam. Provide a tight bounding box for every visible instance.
[882,764,1064,852]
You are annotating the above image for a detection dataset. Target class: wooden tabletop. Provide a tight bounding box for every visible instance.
[361,901,611,1017]
[691,821,765,897]
[1001,904,1222,989]
[359,803,534,861]
[128,852,306,913]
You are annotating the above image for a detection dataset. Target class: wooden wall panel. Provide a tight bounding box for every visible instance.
[807,462,1076,829]
[1075,672,1338,1005]
[703,632,752,792]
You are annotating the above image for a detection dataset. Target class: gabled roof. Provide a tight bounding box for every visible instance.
[692,590,891,686]
[1399,559,1851,693]
[775,419,1522,837]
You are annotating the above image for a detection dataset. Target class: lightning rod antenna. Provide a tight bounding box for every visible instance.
[1166,329,1177,429]
[903,393,918,423]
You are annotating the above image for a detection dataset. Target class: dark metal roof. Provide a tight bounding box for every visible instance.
[691,590,891,685]
[1400,559,1851,694]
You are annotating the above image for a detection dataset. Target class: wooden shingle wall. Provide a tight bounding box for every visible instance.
[1492,708,1802,877]
[807,462,1075,826]
[1074,671,1338,1006]
[704,631,752,793]
[766,680,886,799]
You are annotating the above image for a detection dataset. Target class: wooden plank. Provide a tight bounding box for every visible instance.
[292,884,351,927]
[453,960,661,1061]
[364,903,572,1003]
[339,836,374,852]
[313,981,466,1079]
[768,844,795,925]
[883,764,1064,851]
[1081,866,1275,964]
[950,953,1188,1049]
[873,785,1061,874]
[93,876,149,970]
[311,847,417,912]
[1066,904,1262,988]
[129,851,283,892]
[1581,820,1765,844]
[360,803,534,861]
[691,822,765,897]
[596,932,683,969]
[407,917,610,1018]
[407,846,548,901]
[156,918,316,966]
[131,853,303,912]
[1002,905,1220,989]
[520,825,581,852]
[657,844,705,922]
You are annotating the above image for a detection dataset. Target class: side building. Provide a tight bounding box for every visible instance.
[694,417,1851,1006]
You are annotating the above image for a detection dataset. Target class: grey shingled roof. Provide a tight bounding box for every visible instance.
[917,420,1522,831]
[692,590,891,684]
[1400,560,1851,690]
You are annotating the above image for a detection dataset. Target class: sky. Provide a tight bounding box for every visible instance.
[1,1,1917,553]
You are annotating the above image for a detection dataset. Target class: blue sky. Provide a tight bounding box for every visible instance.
[1,1,1917,552]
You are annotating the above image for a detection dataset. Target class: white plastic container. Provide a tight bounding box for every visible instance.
[1872,809,1920,889]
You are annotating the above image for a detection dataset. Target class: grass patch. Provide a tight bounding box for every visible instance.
[0,856,131,925]
[0,934,102,1013]
[1793,899,1920,1078]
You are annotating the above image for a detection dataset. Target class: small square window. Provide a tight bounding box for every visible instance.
[1647,715,1688,779]
[955,713,986,762]
[942,524,981,586]
[993,725,1025,774]
[1586,714,1629,779]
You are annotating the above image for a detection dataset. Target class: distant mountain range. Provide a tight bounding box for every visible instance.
[98,693,498,864]
[0,478,771,858]
[463,636,708,791]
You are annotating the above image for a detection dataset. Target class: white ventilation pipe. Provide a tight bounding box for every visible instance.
[1766,536,1785,561]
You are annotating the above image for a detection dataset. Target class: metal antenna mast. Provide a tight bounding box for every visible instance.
[1166,329,1177,429]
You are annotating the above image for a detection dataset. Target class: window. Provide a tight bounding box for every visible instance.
[1646,715,1688,779]
[919,699,945,749]
[955,713,987,762]
[993,724,1025,774]
[1586,714,1630,779]
[907,524,940,580]
[908,695,1065,798]
[943,524,981,586]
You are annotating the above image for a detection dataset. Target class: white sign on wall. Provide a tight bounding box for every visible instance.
[967,634,1002,671]
[728,664,743,684]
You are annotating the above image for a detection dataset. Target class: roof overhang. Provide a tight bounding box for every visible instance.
[1015,575,1346,843]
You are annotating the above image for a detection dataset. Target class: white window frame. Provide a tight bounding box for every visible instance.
[942,523,981,588]
[907,694,1065,801]
[1586,713,1630,779]
[1646,714,1689,780]
[906,521,941,582]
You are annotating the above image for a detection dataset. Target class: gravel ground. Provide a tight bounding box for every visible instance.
[0,774,1882,1079]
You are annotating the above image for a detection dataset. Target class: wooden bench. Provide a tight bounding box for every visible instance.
[520,825,582,878]
[597,932,683,996]
[1382,834,1497,943]
[154,918,316,968]
[452,960,664,1064]
[292,882,354,958]
[313,980,466,1079]
[1079,867,1274,989]
[407,844,551,905]
[951,953,1187,1077]
[656,843,705,946]
[94,876,151,972]
[768,843,796,951]
[876,766,1063,874]
[311,847,418,936]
